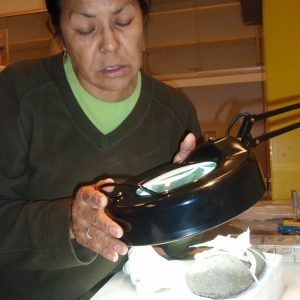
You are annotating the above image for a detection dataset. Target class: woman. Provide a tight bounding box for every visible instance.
[0,0,202,299]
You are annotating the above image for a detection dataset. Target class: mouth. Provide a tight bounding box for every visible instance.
[102,64,126,77]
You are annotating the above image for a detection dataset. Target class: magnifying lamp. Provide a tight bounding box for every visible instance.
[101,101,300,246]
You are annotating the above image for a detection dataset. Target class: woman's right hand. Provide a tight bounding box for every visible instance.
[70,178,128,262]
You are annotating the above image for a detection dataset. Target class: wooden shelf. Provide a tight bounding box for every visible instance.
[146,35,258,52]
[0,8,46,18]
[155,66,265,88]
[9,38,50,51]
[150,1,240,16]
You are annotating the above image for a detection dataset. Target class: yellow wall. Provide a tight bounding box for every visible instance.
[263,0,300,200]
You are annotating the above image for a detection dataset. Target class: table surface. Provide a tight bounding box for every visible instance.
[281,263,300,300]
[92,253,299,300]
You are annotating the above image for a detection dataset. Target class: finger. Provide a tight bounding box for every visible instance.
[173,133,196,163]
[93,210,124,239]
[86,225,128,255]
[82,226,128,262]
[94,178,115,193]
[78,185,108,209]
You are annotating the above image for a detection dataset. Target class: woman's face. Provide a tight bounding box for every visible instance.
[60,0,145,102]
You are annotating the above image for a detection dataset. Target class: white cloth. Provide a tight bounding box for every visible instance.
[190,228,266,282]
[123,246,186,295]
[122,230,267,295]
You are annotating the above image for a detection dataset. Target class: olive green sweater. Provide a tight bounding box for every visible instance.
[0,54,201,300]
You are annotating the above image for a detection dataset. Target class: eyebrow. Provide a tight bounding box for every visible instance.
[71,2,129,19]
[72,12,96,18]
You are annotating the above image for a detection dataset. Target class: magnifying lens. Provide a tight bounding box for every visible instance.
[100,136,266,246]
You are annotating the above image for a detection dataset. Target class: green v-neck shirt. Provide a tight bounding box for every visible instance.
[64,57,141,134]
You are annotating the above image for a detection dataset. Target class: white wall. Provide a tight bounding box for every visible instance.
[181,82,269,177]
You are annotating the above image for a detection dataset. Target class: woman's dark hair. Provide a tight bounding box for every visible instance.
[46,0,152,37]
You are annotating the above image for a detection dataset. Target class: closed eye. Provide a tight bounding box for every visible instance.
[116,19,132,28]
[78,28,96,36]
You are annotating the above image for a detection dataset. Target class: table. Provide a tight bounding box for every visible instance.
[92,253,295,300]
[281,262,300,300]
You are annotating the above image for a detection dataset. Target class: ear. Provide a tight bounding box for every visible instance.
[49,36,64,55]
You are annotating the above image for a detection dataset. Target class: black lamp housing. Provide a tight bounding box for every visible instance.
[103,136,266,246]
[101,101,300,246]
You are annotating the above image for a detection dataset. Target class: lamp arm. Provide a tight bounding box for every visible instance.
[246,121,300,148]
[253,102,300,120]
[232,102,300,148]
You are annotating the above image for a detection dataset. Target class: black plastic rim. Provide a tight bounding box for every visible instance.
[103,137,266,246]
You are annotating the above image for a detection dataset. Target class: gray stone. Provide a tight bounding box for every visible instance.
[185,249,266,299]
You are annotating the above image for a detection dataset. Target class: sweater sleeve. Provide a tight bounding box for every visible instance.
[0,67,97,270]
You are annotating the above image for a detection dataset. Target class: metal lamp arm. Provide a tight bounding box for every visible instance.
[232,102,300,148]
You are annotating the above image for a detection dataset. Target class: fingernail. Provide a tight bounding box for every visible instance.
[114,245,127,255]
[107,252,118,262]
[110,227,121,238]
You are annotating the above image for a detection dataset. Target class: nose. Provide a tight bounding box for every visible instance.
[100,27,120,53]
